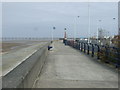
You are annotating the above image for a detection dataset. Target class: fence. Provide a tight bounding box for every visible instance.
[66,40,120,68]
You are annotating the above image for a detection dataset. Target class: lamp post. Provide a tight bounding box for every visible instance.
[110,17,116,46]
[97,20,102,44]
[88,1,90,43]
[113,17,116,35]
[52,27,55,42]
[74,16,80,41]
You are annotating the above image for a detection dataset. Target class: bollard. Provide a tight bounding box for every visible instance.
[115,48,120,68]
[87,44,89,55]
[65,40,67,45]
[84,43,86,53]
[97,45,100,59]
[105,46,109,63]
[78,42,80,50]
[91,44,94,57]
[81,43,83,52]
[77,42,79,50]
[76,42,78,49]
[80,42,81,50]
[118,49,120,67]
[95,44,100,59]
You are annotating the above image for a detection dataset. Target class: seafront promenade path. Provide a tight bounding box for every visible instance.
[34,40,118,88]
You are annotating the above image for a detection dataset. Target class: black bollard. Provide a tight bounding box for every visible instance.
[87,44,89,55]
[91,44,94,57]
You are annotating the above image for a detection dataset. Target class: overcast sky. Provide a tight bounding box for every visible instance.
[2,2,118,38]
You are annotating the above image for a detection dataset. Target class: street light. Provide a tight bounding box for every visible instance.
[97,20,102,44]
[113,17,116,20]
[88,1,90,43]
[74,16,80,41]
[52,27,55,42]
[112,17,116,35]
[97,19,102,36]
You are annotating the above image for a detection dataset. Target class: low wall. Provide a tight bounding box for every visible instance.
[2,42,50,88]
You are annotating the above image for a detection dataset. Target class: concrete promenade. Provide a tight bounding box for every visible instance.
[34,40,118,88]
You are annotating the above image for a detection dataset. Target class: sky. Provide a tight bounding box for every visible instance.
[2,2,118,38]
[0,3,2,38]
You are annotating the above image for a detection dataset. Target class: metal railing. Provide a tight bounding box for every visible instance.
[66,40,120,68]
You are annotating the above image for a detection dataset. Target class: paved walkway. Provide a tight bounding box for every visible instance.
[34,41,118,88]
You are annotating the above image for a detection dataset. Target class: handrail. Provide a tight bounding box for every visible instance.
[66,40,120,68]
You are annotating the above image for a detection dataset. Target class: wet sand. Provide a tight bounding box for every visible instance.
[1,40,45,53]
[2,43,23,52]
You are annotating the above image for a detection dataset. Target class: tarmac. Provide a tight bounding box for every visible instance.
[34,40,118,88]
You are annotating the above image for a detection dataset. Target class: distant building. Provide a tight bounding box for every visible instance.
[98,29,109,39]
[98,29,104,39]
[98,30,103,38]
[96,29,111,45]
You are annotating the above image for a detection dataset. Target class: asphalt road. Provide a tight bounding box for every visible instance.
[34,41,118,88]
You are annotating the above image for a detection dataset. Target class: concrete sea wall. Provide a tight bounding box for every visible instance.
[2,42,50,88]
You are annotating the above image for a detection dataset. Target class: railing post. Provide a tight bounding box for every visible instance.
[118,49,120,67]
[78,42,80,50]
[84,43,86,53]
[81,42,83,52]
[67,40,68,45]
[79,42,81,50]
[74,42,77,48]
[74,41,76,48]
[105,46,109,63]
[76,41,78,49]
[77,41,79,49]
[91,44,94,57]
[97,45,100,59]
[95,44,100,59]
[81,42,82,51]
[116,48,120,68]
[73,41,74,47]
[87,44,89,55]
